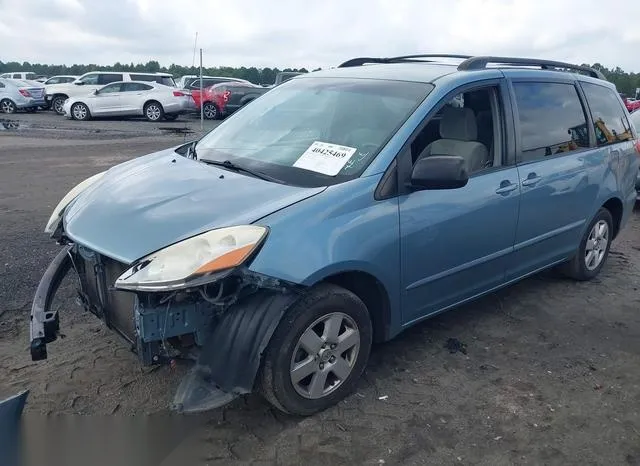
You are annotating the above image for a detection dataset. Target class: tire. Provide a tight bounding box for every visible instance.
[164,114,179,121]
[560,207,613,281]
[52,95,67,115]
[202,102,219,120]
[0,99,17,114]
[144,101,164,122]
[258,283,372,416]
[71,102,90,121]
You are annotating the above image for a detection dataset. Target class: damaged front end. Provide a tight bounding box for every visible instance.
[30,238,302,413]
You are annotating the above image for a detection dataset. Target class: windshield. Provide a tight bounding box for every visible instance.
[195,77,432,187]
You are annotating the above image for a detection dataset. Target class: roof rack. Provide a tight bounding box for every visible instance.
[338,54,472,68]
[337,54,606,80]
[457,56,606,80]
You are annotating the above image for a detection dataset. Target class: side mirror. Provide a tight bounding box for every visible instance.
[74,81,84,85]
[93,89,99,95]
[410,155,469,190]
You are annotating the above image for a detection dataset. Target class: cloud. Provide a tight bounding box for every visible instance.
[0,0,638,71]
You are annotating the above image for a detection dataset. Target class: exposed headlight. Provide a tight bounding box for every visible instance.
[114,225,268,292]
[44,171,105,234]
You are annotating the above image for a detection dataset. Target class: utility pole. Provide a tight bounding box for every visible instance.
[199,48,204,132]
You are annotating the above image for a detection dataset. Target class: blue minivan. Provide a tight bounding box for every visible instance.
[31,55,639,415]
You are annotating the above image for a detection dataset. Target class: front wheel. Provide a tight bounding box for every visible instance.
[71,102,90,121]
[258,283,372,416]
[560,207,613,281]
[52,96,67,115]
[0,99,17,114]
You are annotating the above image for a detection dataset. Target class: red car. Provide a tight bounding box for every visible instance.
[623,97,640,113]
[198,82,269,120]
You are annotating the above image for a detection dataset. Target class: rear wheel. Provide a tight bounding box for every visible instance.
[52,96,67,115]
[144,101,164,122]
[202,102,218,120]
[560,207,613,281]
[258,283,372,416]
[0,99,16,114]
[71,102,90,121]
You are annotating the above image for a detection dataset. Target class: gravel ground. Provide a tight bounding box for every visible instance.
[1,113,640,465]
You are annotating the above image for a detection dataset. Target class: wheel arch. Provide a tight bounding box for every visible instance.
[317,270,392,343]
[144,99,163,110]
[601,196,623,239]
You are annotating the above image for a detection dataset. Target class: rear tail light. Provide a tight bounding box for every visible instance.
[19,89,31,97]
[173,91,186,97]
[223,90,231,102]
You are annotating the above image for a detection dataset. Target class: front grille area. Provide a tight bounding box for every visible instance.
[75,247,136,343]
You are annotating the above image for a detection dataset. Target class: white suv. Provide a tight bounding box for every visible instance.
[46,71,176,114]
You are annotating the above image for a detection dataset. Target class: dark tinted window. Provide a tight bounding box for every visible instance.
[188,78,226,89]
[581,82,633,145]
[98,74,123,85]
[123,82,153,92]
[130,74,175,86]
[514,82,588,162]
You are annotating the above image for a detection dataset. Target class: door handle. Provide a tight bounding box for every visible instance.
[521,173,541,187]
[495,181,518,195]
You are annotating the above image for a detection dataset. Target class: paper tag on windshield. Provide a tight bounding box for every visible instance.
[293,141,358,176]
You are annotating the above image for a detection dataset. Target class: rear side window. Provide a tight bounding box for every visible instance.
[123,83,153,91]
[514,82,588,162]
[581,82,633,146]
[98,74,123,85]
[130,74,175,86]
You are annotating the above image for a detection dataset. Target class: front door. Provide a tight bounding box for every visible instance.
[505,80,597,280]
[92,83,125,115]
[398,82,521,324]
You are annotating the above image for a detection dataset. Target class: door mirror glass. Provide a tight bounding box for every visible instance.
[410,156,469,190]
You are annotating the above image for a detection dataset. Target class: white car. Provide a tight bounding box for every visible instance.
[46,71,176,114]
[0,71,37,81]
[61,81,196,121]
[43,75,78,85]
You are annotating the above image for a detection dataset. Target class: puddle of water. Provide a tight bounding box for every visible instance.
[158,126,195,135]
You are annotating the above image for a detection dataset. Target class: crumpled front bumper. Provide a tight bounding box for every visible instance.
[29,246,72,361]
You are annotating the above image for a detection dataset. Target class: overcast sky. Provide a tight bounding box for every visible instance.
[1,0,639,72]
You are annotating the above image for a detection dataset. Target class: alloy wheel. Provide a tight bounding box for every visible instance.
[146,104,161,121]
[1,99,16,114]
[203,103,217,119]
[289,312,361,399]
[72,103,88,120]
[585,219,609,271]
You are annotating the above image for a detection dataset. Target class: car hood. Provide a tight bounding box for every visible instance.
[63,148,325,264]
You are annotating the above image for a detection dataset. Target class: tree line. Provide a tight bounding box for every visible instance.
[0,60,313,86]
[1,59,639,96]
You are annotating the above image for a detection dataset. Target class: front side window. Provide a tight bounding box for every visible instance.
[45,77,60,85]
[581,82,633,146]
[196,77,433,187]
[514,82,589,162]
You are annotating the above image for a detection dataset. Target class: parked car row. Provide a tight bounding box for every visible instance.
[0,70,308,120]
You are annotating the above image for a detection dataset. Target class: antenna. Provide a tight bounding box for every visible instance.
[191,32,198,69]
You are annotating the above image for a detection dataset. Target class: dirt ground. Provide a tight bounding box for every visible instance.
[2,114,640,465]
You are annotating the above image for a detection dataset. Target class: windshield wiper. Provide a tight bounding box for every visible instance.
[202,159,281,183]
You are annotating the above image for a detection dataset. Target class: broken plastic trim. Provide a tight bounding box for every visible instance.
[171,287,302,413]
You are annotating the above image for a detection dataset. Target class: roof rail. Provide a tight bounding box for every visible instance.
[338,54,472,68]
[457,56,606,80]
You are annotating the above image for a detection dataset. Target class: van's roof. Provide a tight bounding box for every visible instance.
[306,54,609,86]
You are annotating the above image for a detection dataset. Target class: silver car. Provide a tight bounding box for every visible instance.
[0,78,46,113]
[62,81,196,121]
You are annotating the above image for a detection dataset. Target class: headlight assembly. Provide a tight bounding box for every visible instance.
[44,171,105,234]
[114,225,268,291]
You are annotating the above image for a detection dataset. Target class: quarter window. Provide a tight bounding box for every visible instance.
[581,82,633,146]
[514,82,588,162]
